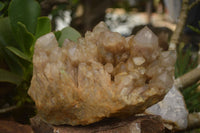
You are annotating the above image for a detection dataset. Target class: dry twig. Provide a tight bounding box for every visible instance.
[174,67,200,89]
[188,0,200,10]
[0,105,18,114]
[169,0,189,50]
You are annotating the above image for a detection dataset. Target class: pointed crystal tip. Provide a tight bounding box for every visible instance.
[134,26,158,48]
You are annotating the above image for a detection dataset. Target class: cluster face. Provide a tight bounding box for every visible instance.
[28,22,176,126]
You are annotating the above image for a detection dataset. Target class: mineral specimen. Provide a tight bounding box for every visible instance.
[28,22,176,126]
[145,86,188,130]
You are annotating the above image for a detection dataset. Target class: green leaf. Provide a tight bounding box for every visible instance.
[6,46,31,62]
[35,17,51,39]
[187,25,200,34]
[175,43,197,78]
[23,64,33,82]
[0,17,24,75]
[54,31,61,40]
[182,83,200,98]
[15,22,35,55]
[8,0,40,34]
[0,68,22,85]
[0,2,5,11]
[4,49,24,76]
[0,17,18,48]
[58,27,81,46]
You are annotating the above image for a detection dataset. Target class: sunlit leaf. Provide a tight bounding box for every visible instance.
[6,46,31,62]
[8,0,40,34]
[0,68,22,85]
[35,17,51,39]
[58,26,81,46]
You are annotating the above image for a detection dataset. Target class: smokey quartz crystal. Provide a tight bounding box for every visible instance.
[28,22,176,125]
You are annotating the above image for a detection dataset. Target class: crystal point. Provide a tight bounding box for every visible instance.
[134,26,158,48]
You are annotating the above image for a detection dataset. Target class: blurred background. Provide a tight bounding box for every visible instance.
[46,0,177,35]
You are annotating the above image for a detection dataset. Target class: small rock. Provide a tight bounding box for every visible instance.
[145,86,188,130]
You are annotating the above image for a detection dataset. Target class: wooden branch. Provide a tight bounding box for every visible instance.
[174,67,200,89]
[188,0,200,10]
[169,0,189,50]
[169,0,200,88]
[0,105,18,114]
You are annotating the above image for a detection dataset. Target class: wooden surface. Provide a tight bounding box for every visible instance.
[0,120,33,133]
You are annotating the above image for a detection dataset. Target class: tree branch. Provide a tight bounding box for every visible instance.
[188,0,200,10]
[174,67,200,89]
[0,105,18,114]
[169,0,189,50]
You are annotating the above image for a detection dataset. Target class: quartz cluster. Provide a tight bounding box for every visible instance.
[28,22,176,126]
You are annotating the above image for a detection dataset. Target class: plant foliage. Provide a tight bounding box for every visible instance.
[0,0,51,106]
[0,0,81,108]
[175,43,200,113]
[187,21,200,35]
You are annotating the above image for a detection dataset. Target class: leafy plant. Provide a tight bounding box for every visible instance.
[0,0,51,106]
[175,43,198,78]
[179,21,200,113]
[0,0,81,109]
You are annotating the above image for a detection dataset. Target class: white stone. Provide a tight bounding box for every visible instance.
[145,86,188,130]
